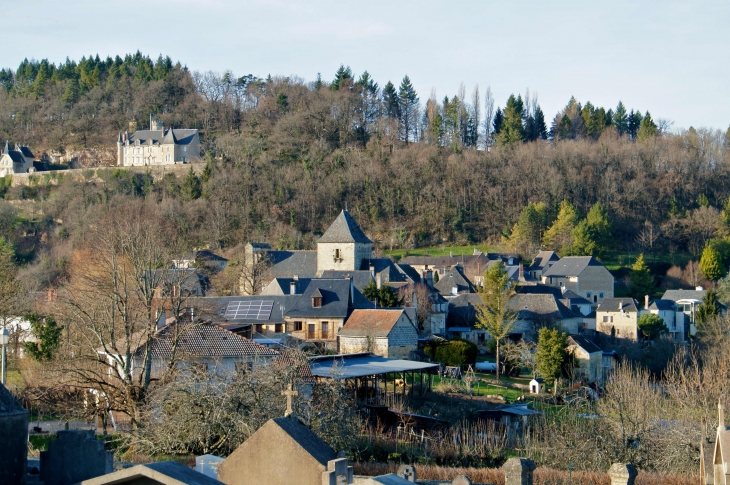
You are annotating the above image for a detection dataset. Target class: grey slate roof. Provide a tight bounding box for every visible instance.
[597,298,639,313]
[127,128,198,146]
[507,293,581,320]
[396,263,422,283]
[662,289,706,302]
[286,278,373,319]
[359,258,413,284]
[268,250,318,278]
[196,295,301,324]
[516,284,563,298]
[180,249,228,263]
[447,293,484,327]
[528,250,560,271]
[0,382,27,416]
[146,268,209,296]
[268,417,337,466]
[261,277,314,295]
[135,322,279,359]
[318,210,372,243]
[434,266,475,295]
[650,299,675,311]
[18,146,34,159]
[3,150,24,164]
[542,256,603,277]
[320,271,374,291]
[79,461,224,485]
[561,290,592,305]
[568,335,602,354]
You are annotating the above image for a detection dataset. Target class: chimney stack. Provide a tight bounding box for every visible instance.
[376,273,382,289]
[644,295,650,310]
[290,280,297,295]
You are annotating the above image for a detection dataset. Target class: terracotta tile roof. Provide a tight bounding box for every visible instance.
[339,309,408,337]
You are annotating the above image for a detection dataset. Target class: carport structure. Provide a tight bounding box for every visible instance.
[309,353,439,404]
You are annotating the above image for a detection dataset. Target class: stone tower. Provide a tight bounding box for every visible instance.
[316,210,372,276]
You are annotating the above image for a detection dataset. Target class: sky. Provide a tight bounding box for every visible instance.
[1,0,728,131]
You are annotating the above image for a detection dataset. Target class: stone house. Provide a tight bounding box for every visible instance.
[0,141,34,176]
[647,298,686,342]
[526,250,560,281]
[541,256,614,305]
[338,309,418,359]
[433,265,476,297]
[316,209,374,276]
[121,321,279,379]
[506,293,584,340]
[117,114,200,166]
[218,417,341,485]
[595,298,639,340]
[172,249,228,272]
[567,335,603,384]
[284,278,374,349]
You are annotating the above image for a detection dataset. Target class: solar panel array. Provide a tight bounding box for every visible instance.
[224,300,274,320]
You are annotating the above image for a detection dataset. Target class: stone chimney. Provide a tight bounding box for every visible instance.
[376,273,382,289]
[644,295,649,310]
[518,263,524,281]
[608,463,637,485]
[503,457,536,485]
[290,280,297,295]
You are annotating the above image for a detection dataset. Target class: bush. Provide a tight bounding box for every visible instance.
[425,339,478,366]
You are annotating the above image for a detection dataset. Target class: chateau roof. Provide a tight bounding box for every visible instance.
[126,128,198,146]
[542,256,604,277]
[318,210,372,244]
[339,309,409,337]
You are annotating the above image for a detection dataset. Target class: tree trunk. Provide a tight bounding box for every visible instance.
[496,341,501,382]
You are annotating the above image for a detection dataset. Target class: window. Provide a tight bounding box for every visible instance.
[586,292,592,298]
[312,296,322,308]
[294,321,303,331]
[333,248,341,261]
[603,315,613,323]
[599,293,604,298]
[321,322,329,339]
[307,323,316,339]
[594,295,598,303]
[275,324,283,333]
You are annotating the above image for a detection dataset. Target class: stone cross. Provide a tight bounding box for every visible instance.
[397,464,417,482]
[281,382,298,417]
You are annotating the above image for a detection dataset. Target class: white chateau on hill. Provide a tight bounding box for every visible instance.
[116,115,200,166]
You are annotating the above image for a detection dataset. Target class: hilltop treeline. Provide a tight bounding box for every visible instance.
[1,54,730,288]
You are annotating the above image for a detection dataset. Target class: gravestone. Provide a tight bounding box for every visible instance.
[608,463,637,485]
[322,457,354,485]
[451,475,472,485]
[196,454,224,479]
[355,475,413,484]
[40,430,113,485]
[396,464,416,482]
[218,417,337,485]
[0,382,29,485]
[503,457,536,485]
[78,461,224,485]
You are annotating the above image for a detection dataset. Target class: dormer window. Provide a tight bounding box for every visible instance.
[312,296,322,308]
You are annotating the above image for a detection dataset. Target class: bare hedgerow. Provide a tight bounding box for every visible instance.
[131,351,360,457]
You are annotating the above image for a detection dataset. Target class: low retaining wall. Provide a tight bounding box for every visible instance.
[8,162,205,187]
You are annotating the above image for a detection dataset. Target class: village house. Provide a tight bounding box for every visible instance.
[506,293,584,340]
[567,335,604,384]
[98,320,279,380]
[541,256,614,305]
[172,249,228,272]
[0,141,35,176]
[433,265,476,297]
[595,298,640,340]
[338,309,418,359]
[399,250,518,287]
[116,114,200,166]
[526,250,560,281]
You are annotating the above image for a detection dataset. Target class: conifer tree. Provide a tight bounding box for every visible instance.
[398,75,419,144]
[330,65,353,91]
[492,107,504,135]
[382,81,401,119]
[498,94,525,145]
[534,106,548,140]
[571,202,611,258]
[696,289,720,328]
[700,244,725,281]
[535,328,571,380]
[637,313,668,340]
[476,263,517,382]
[637,111,658,141]
[629,254,654,300]
[613,101,629,136]
[508,202,549,256]
[61,77,80,104]
[543,200,579,254]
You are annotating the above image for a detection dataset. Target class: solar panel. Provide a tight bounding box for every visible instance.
[224,300,274,320]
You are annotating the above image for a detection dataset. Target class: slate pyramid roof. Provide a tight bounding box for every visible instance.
[318,210,372,244]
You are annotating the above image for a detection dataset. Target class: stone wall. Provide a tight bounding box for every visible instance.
[577,266,615,303]
[8,162,206,187]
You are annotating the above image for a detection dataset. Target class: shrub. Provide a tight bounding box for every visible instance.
[426,339,478,366]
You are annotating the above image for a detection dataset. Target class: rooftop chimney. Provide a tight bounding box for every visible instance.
[376,273,382,289]
[451,286,458,296]
[290,280,296,295]
[645,295,650,310]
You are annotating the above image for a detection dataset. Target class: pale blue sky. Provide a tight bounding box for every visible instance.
[2,0,728,130]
